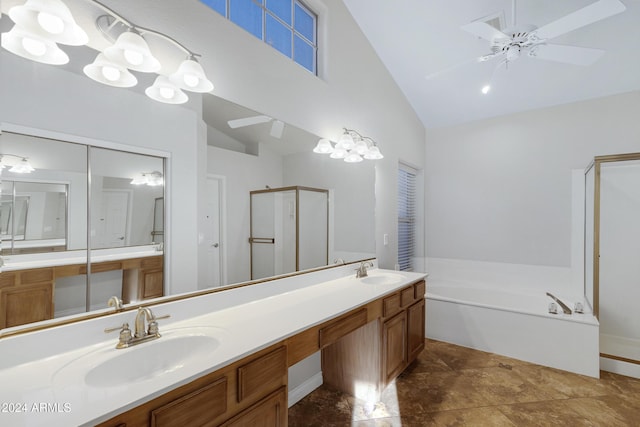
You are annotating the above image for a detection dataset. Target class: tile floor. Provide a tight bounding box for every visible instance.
[288,339,640,426]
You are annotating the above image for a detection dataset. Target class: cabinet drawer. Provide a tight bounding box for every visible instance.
[400,286,414,307]
[237,346,286,403]
[414,280,426,299]
[382,292,401,318]
[0,272,17,288]
[90,261,123,274]
[20,268,53,284]
[142,256,163,269]
[150,376,227,427]
[318,308,367,348]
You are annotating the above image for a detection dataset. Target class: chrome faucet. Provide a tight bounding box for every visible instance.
[546,292,572,315]
[355,261,374,278]
[105,306,170,349]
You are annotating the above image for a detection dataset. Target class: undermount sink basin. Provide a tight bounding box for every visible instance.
[85,334,220,388]
[359,272,405,286]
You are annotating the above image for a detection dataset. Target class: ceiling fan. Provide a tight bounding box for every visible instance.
[227,115,285,138]
[427,0,626,80]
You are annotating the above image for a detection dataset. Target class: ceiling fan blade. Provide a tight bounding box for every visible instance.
[529,44,605,66]
[533,0,626,40]
[270,120,284,138]
[425,52,501,80]
[227,115,272,128]
[461,21,510,42]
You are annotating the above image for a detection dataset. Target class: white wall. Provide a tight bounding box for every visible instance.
[425,91,640,268]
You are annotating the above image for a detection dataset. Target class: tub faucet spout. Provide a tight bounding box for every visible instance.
[546,292,572,315]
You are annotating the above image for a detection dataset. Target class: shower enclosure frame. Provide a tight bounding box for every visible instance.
[585,151,640,366]
[249,185,329,280]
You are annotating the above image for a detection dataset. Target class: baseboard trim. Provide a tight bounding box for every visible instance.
[288,372,323,408]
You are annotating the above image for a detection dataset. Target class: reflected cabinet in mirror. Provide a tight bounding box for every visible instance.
[0,131,165,329]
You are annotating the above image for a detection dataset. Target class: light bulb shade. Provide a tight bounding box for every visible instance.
[313,138,334,154]
[104,31,161,72]
[354,139,369,155]
[344,152,363,163]
[145,76,188,104]
[169,58,214,92]
[364,146,384,160]
[9,158,35,173]
[146,172,164,186]
[1,25,69,64]
[8,0,88,45]
[130,174,147,185]
[330,147,348,159]
[83,53,138,87]
[338,132,355,150]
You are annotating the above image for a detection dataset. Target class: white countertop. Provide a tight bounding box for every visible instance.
[2,245,162,271]
[0,267,426,426]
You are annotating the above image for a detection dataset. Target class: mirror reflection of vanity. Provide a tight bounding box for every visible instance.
[0,131,166,328]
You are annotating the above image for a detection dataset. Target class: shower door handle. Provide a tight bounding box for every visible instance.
[248,237,275,244]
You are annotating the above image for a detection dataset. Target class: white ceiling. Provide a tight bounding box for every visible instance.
[342,0,640,128]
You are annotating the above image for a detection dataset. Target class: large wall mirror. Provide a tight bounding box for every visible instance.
[0,3,376,335]
[0,131,166,328]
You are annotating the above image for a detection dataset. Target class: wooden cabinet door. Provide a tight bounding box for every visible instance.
[142,270,164,299]
[221,387,287,427]
[382,310,407,384]
[407,298,425,362]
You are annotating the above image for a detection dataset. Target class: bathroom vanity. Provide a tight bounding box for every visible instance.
[0,265,426,427]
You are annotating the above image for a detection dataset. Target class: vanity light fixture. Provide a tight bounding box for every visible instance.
[130,171,163,186]
[313,128,384,163]
[0,154,36,173]
[1,0,214,105]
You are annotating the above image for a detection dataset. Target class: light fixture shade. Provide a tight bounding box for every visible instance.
[364,146,384,160]
[83,53,138,87]
[354,139,369,155]
[104,30,161,73]
[344,152,363,163]
[330,147,348,159]
[9,158,35,173]
[313,138,334,154]
[146,171,164,186]
[338,132,355,150]
[130,174,147,185]
[145,76,188,104]
[169,57,214,92]
[8,0,88,45]
[1,25,69,65]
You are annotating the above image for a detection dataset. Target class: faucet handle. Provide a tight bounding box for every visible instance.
[105,323,132,348]
[147,314,170,336]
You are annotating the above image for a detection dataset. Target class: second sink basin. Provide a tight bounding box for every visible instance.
[85,334,220,388]
[359,272,405,286]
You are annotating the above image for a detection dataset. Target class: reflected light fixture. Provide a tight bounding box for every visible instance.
[481,84,491,95]
[313,128,384,163]
[130,171,164,186]
[0,154,36,173]
[1,0,214,106]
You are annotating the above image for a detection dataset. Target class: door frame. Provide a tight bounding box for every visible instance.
[206,174,227,287]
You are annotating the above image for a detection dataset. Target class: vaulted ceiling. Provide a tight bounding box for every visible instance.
[343,0,640,128]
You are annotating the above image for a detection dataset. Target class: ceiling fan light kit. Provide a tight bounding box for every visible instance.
[313,128,384,163]
[437,0,627,93]
[1,0,215,105]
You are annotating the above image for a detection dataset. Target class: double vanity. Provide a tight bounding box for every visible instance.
[0,262,426,427]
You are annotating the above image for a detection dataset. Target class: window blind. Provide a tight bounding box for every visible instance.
[398,164,416,271]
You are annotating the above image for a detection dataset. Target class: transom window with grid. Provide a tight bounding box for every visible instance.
[201,0,318,74]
